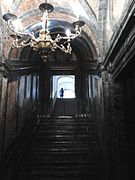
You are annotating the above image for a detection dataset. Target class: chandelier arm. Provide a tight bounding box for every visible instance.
[21,41,33,46]
[12,39,32,47]
[12,34,37,48]
[75,29,82,36]
[17,31,36,39]
[55,45,67,52]
[7,21,21,36]
[53,42,72,54]
[7,20,37,41]
[54,29,82,42]
[54,34,76,42]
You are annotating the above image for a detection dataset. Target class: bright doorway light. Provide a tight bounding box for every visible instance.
[52,75,75,99]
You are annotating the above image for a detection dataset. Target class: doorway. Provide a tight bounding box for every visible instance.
[52,75,75,99]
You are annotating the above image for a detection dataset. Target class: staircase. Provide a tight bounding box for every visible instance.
[52,98,77,115]
[12,115,105,180]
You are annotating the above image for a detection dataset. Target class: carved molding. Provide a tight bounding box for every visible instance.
[0,60,41,77]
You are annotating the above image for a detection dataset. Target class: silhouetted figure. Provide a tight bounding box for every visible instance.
[59,88,64,98]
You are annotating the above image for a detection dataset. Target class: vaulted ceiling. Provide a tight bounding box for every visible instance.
[0,0,131,67]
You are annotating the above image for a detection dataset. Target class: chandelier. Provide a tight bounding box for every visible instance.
[3,1,85,61]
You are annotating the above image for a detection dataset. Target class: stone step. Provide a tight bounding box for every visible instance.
[16,170,97,177]
[18,161,101,170]
[13,116,104,180]
[16,164,99,176]
[15,174,97,180]
[29,142,97,149]
[20,158,98,165]
[24,151,101,162]
[32,137,97,144]
[38,120,96,125]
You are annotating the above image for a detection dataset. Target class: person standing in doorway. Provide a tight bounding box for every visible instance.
[59,88,64,98]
